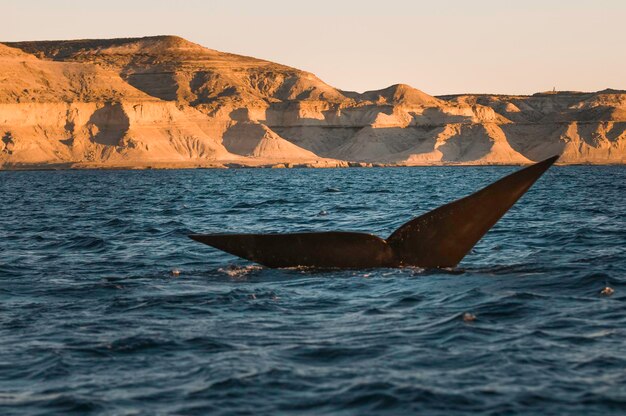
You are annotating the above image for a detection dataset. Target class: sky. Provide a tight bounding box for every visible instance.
[3,0,625,95]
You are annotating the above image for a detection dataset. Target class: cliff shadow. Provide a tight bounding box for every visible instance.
[222,122,263,156]
[125,72,179,101]
[87,103,130,146]
[2,131,14,154]
[436,126,491,162]
[500,124,567,161]
[421,107,473,124]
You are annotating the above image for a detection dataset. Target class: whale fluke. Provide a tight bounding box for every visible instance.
[189,232,396,269]
[386,155,559,267]
[190,155,559,269]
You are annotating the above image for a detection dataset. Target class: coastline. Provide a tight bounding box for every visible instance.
[1,159,624,171]
[2,37,625,169]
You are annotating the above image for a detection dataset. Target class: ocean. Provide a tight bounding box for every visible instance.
[1,166,625,415]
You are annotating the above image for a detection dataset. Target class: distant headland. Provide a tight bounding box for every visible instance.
[1,35,624,169]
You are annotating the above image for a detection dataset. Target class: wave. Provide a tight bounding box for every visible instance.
[1,166,625,415]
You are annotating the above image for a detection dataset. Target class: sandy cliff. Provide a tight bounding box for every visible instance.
[1,36,625,168]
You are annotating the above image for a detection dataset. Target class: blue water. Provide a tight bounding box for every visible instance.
[1,166,625,415]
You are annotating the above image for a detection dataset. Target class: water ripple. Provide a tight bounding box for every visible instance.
[0,166,625,415]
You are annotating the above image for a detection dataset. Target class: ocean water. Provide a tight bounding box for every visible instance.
[0,166,625,415]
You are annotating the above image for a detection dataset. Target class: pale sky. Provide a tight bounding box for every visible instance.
[3,0,625,95]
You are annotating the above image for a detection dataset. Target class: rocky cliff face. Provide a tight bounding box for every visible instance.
[1,36,625,168]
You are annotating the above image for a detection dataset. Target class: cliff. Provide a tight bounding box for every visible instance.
[1,36,625,168]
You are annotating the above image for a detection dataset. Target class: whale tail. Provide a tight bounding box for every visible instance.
[386,155,559,267]
[190,155,559,269]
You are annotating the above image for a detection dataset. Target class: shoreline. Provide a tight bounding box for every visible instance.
[1,160,624,171]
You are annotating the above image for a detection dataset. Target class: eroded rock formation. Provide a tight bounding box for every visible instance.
[1,36,624,168]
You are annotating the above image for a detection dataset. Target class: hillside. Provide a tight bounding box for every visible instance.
[1,36,625,168]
